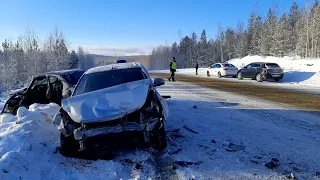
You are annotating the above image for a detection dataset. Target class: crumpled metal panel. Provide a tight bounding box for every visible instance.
[61,79,151,123]
[73,118,159,140]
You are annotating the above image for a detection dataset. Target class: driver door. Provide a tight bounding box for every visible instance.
[21,76,49,107]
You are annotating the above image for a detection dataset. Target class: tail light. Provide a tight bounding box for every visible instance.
[223,68,228,70]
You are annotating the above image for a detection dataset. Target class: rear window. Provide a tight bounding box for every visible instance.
[223,64,235,67]
[266,63,280,68]
[73,68,146,95]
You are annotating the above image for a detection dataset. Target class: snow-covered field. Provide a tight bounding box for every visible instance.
[150,55,320,91]
[0,80,319,179]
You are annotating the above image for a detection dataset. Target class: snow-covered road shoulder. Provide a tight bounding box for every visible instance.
[0,103,60,179]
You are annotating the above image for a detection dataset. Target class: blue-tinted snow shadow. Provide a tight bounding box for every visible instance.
[281,71,316,83]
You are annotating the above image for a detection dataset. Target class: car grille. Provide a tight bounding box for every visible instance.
[84,110,141,129]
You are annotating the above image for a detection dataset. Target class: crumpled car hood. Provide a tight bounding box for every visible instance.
[61,79,152,123]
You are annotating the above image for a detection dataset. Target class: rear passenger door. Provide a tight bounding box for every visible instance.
[250,63,262,77]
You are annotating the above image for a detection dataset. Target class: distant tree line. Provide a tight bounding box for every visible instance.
[0,28,95,91]
[150,0,320,70]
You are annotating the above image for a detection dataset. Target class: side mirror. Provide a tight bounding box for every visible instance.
[154,78,165,87]
[62,89,73,98]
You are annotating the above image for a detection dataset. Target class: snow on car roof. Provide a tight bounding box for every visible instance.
[85,62,143,74]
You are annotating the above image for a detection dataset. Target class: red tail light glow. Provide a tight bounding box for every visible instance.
[223,68,228,70]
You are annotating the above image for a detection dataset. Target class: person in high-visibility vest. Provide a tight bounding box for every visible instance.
[168,57,177,82]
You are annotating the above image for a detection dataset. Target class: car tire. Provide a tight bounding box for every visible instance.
[218,72,222,78]
[152,122,167,150]
[237,72,243,80]
[256,73,263,82]
[207,71,210,77]
[60,133,79,157]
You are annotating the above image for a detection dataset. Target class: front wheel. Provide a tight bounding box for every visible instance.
[151,122,167,150]
[218,72,222,78]
[60,133,79,157]
[237,72,243,80]
[207,71,210,77]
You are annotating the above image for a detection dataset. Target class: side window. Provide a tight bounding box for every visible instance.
[252,64,261,68]
[246,64,253,68]
[49,76,59,84]
[30,77,48,90]
[216,64,222,68]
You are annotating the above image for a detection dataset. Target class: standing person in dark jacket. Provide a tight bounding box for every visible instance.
[195,61,199,75]
[168,57,177,82]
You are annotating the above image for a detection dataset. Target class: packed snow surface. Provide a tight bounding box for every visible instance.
[0,79,320,179]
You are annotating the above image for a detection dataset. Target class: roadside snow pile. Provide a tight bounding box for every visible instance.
[228,55,320,72]
[228,55,320,86]
[0,103,60,180]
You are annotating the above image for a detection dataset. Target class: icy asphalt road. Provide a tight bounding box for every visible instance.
[155,80,320,179]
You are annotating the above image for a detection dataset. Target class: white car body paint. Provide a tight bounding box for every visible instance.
[61,79,151,123]
[208,63,238,77]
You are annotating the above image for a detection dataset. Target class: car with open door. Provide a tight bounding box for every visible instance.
[1,69,84,115]
[53,62,169,158]
[207,63,238,78]
[237,62,284,82]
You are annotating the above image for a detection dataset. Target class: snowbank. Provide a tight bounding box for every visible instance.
[0,103,60,180]
[228,55,320,72]
[227,55,320,86]
[0,103,158,180]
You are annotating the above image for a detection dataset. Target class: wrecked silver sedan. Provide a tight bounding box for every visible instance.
[53,62,169,158]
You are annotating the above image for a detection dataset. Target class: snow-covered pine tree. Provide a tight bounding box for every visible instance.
[288,1,300,55]
[252,16,263,55]
[271,13,291,57]
[70,50,79,69]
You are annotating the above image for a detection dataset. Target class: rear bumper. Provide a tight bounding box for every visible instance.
[265,72,284,79]
[221,70,238,76]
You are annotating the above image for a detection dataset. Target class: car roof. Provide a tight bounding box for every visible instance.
[36,69,84,78]
[85,62,143,75]
[250,62,279,65]
[46,69,84,76]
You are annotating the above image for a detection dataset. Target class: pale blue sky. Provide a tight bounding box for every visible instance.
[0,0,305,55]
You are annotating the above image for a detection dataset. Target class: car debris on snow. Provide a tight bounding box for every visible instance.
[168,148,183,155]
[285,173,296,179]
[174,161,202,167]
[183,125,199,134]
[225,142,245,152]
[265,158,280,169]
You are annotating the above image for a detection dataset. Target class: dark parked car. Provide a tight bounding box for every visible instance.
[237,62,284,82]
[53,62,169,158]
[1,69,84,115]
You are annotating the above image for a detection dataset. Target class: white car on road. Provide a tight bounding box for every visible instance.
[207,63,238,78]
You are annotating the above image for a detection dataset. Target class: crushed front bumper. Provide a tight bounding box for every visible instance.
[73,118,160,141]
